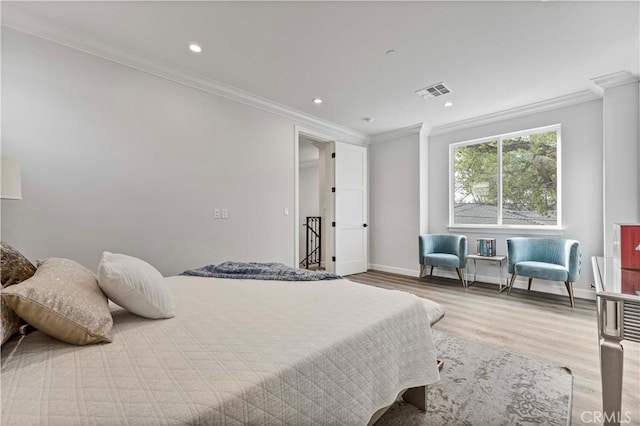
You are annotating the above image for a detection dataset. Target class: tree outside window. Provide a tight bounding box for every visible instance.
[451,125,559,227]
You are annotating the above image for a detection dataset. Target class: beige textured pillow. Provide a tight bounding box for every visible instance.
[2,258,113,345]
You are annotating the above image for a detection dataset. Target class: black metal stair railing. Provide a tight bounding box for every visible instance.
[300,216,321,269]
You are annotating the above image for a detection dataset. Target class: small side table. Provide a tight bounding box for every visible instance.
[467,254,508,292]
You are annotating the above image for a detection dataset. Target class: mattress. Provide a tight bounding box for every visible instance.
[1,276,441,425]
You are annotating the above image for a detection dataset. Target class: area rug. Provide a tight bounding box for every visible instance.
[377,330,572,425]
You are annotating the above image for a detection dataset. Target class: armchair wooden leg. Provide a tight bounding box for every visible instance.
[527,277,533,291]
[430,266,434,276]
[565,281,575,308]
[507,273,517,295]
[456,268,465,287]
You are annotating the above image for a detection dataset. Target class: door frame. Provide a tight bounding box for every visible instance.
[294,125,335,268]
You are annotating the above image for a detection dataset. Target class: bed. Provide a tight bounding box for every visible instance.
[1,275,443,425]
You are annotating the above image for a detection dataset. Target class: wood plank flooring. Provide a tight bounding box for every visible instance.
[348,270,640,426]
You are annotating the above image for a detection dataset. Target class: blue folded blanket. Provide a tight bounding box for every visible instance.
[181,261,341,281]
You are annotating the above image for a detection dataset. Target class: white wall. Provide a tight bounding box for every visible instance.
[428,100,604,293]
[0,28,319,275]
[2,26,626,296]
[367,100,605,298]
[369,133,420,275]
[600,81,640,256]
[298,162,319,263]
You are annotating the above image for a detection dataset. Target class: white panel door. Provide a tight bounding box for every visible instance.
[332,142,368,276]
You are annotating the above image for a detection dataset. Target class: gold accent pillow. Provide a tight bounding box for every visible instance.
[2,258,113,345]
[1,241,37,287]
[1,241,37,345]
[1,293,22,345]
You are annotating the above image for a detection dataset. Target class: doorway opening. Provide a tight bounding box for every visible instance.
[294,127,368,276]
[298,135,327,270]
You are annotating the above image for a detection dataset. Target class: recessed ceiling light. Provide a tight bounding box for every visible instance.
[444,101,453,107]
[386,50,397,56]
[312,98,323,104]
[363,117,375,123]
[189,43,202,53]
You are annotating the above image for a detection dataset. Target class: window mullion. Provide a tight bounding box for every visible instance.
[497,137,503,226]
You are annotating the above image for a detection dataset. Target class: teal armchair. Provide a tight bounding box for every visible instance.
[506,238,582,308]
[419,234,468,287]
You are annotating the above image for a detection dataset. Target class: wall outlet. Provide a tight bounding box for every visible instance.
[284,207,289,216]
[214,208,221,219]
[221,208,228,219]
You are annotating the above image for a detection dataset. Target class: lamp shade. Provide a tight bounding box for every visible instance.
[1,158,22,200]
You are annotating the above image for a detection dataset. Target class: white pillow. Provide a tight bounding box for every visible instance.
[97,252,175,319]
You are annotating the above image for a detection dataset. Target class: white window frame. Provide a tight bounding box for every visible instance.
[448,124,562,232]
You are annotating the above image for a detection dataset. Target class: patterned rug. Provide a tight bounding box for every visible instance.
[378,330,572,425]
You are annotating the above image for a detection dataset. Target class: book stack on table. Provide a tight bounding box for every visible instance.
[476,238,496,257]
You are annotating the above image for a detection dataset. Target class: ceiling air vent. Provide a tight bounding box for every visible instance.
[415,82,452,99]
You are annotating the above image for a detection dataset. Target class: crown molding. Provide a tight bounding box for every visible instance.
[419,123,433,138]
[430,90,600,137]
[2,22,370,145]
[370,89,601,143]
[590,70,640,97]
[370,123,423,144]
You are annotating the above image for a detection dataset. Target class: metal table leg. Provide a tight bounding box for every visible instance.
[466,258,478,287]
[600,337,624,425]
[498,258,508,293]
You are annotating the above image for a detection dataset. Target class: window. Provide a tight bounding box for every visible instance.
[450,124,560,227]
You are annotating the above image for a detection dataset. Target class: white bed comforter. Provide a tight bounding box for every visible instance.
[1,276,440,425]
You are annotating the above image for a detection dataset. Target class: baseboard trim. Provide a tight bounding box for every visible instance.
[368,263,420,278]
[367,264,596,300]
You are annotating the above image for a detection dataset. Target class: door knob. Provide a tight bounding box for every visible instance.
[363,223,368,228]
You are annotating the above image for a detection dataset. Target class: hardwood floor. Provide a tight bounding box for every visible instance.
[348,270,640,426]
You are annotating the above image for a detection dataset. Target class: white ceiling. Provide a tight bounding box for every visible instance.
[3,1,639,136]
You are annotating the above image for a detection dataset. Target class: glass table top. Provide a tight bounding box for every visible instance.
[595,257,640,297]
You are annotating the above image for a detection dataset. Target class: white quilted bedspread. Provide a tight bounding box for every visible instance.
[1,276,440,425]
